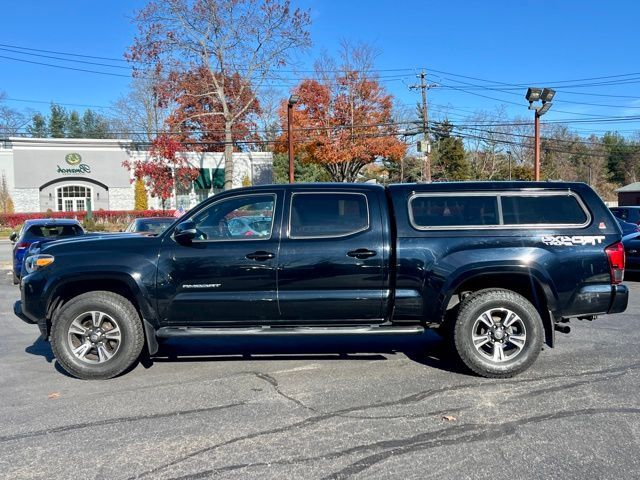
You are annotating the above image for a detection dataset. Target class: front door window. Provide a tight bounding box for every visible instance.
[57,186,91,212]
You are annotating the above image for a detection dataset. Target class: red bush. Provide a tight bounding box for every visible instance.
[0,210,177,228]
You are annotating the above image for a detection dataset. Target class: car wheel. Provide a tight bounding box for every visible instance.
[50,291,144,380]
[12,269,19,285]
[453,288,544,378]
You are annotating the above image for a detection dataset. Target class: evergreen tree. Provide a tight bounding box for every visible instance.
[66,110,84,138]
[27,113,48,137]
[81,109,111,138]
[48,104,68,138]
[432,120,471,181]
[272,153,331,183]
[134,178,149,210]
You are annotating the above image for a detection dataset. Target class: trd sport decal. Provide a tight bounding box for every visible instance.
[541,235,605,246]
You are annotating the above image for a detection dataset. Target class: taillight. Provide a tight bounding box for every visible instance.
[16,241,31,250]
[605,242,625,284]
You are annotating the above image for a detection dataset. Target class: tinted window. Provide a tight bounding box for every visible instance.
[23,224,83,240]
[410,195,499,228]
[502,195,587,225]
[290,193,369,238]
[191,194,275,241]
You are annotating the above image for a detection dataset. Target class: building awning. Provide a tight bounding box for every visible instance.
[193,168,211,189]
[212,168,224,189]
[193,168,225,190]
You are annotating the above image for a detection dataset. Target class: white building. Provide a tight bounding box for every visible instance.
[0,137,273,212]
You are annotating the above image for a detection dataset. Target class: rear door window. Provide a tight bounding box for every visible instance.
[289,193,369,238]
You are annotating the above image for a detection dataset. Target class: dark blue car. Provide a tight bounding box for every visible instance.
[10,219,84,284]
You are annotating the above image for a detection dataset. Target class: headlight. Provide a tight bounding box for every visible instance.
[24,254,55,274]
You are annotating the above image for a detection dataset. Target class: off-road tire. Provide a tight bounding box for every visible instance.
[50,291,144,380]
[453,288,544,378]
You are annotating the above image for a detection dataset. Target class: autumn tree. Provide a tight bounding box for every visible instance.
[123,135,199,210]
[280,43,406,182]
[128,0,311,189]
[164,67,260,149]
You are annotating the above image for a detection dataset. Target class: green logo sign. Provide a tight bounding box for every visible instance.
[65,153,82,165]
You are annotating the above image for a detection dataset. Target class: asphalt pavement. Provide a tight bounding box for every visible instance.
[0,240,639,479]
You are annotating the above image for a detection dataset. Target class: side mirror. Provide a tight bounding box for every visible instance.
[9,232,17,243]
[173,220,197,244]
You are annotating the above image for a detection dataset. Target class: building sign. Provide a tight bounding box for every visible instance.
[57,152,91,175]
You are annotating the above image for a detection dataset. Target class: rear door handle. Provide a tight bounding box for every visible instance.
[246,251,275,261]
[347,248,377,259]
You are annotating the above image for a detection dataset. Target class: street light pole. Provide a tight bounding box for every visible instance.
[534,111,540,181]
[287,95,299,184]
[525,87,555,182]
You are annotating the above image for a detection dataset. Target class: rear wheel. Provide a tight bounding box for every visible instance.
[12,269,19,285]
[453,289,543,378]
[50,291,144,380]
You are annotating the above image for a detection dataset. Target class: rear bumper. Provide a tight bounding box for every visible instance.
[565,284,628,317]
[608,284,628,314]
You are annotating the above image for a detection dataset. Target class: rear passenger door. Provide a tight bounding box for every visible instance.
[277,189,387,323]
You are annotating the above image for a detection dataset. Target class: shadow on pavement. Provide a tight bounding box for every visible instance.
[23,330,469,377]
[149,330,467,375]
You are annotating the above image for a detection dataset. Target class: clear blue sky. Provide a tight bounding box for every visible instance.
[1,0,639,135]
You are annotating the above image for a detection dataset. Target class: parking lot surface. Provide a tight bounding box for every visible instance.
[0,241,639,479]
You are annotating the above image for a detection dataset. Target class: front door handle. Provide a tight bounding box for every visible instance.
[246,251,275,261]
[347,248,377,259]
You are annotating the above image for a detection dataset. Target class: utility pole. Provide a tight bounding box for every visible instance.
[410,70,437,182]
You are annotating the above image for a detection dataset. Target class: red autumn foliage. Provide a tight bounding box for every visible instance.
[276,51,406,182]
[122,135,199,208]
[164,67,261,151]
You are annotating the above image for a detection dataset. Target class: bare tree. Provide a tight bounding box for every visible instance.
[128,0,311,189]
[0,92,28,137]
[111,76,169,143]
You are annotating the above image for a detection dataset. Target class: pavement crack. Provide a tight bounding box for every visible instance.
[252,371,317,412]
[0,402,245,444]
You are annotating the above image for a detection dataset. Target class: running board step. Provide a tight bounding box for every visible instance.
[156,325,425,338]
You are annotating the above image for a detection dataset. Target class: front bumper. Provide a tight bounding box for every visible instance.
[14,300,36,324]
[16,272,49,337]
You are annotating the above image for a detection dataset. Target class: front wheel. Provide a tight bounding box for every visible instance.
[50,291,144,380]
[453,289,544,378]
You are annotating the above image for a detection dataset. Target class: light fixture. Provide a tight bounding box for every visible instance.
[538,102,552,115]
[540,88,555,103]
[525,87,543,103]
[288,94,300,106]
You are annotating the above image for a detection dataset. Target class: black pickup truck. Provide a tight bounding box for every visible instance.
[15,182,628,380]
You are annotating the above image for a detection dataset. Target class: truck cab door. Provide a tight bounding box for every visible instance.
[277,189,388,323]
[156,191,283,325]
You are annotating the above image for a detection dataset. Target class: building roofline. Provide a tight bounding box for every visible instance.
[7,137,133,147]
